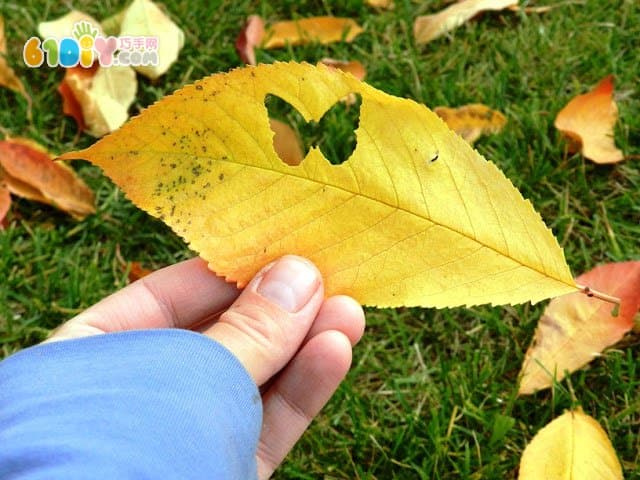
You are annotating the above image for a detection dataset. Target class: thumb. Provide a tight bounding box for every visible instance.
[203,256,324,386]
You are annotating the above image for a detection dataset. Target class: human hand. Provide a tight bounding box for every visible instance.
[47,255,365,479]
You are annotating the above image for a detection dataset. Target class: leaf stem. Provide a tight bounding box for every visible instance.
[575,283,621,306]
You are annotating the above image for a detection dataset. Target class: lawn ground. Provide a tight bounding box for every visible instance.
[1,1,639,478]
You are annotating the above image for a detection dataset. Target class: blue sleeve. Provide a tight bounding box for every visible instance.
[0,330,262,479]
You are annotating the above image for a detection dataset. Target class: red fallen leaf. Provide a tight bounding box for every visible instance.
[128,261,153,282]
[0,138,95,219]
[554,75,624,164]
[0,177,10,228]
[58,64,99,132]
[519,261,640,395]
[235,15,265,65]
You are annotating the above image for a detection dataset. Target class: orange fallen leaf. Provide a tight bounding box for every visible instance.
[554,75,624,164]
[519,261,640,395]
[236,15,265,65]
[128,261,153,282]
[58,64,99,132]
[269,118,304,166]
[434,104,506,144]
[0,177,10,227]
[0,138,95,219]
[414,0,517,45]
[519,408,623,479]
[319,58,366,80]
[262,17,363,49]
[0,16,31,109]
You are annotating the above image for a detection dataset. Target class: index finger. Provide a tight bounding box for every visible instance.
[60,257,240,334]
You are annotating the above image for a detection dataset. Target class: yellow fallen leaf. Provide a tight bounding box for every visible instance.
[269,118,304,166]
[554,75,624,164]
[0,17,31,108]
[414,0,518,45]
[519,409,623,480]
[434,104,506,144]
[117,0,185,79]
[64,65,137,137]
[60,62,576,308]
[37,10,104,39]
[262,17,363,49]
[519,261,640,395]
[366,0,395,9]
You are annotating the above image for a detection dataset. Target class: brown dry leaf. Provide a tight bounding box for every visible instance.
[262,17,363,49]
[519,261,640,395]
[58,64,99,132]
[554,75,624,164]
[434,104,506,144]
[414,0,518,45]
[128,261,153,282]
[62,65,137,137]
[235,15,265,65]
[269,118,304,166]
[519,408,623,479]
[0,138,95,219]
[0,17,31,109]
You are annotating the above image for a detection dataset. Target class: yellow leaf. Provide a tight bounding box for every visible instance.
[59,62,576,308]
[262,17,363,49]
[519,409,623,480]
[414,0,517,45]
[117,0,185,79]
[434,104,506,144]
[65,65,137,137]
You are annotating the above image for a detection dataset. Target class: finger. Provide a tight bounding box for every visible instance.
[203,255,324,386]
[306,295,365,346]
[256,331,352,479]
[48,258,239,341]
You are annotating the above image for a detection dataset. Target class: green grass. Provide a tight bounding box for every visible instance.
[1,0,639,478]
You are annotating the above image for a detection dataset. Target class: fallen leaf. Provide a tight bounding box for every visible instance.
[62,64,137,137]
[0,176,10,227]
[319,59,366,104]
[554,75,624,164]
[434,104,506,144]
[128,261,153,282]
[269,118,304,166]
[262,17,363,49]
[519,261,640,395]
[507,4,554,13]
[414,0,517,45]
[0,138,95,219]
[0,16,31,108]
[236,15,265,65]
[60,62,577,308]
[117,0,185,79]
[38,10,104,40]
[519,408,623,480]
[366,0,395,9]
[319,58,366,80]
[58,64,99,132]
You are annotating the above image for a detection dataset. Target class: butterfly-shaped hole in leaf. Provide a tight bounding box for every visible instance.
[265,93,361,166]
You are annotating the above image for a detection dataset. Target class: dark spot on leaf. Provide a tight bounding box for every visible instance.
[219,173,225,181]
[195,84,203,91]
